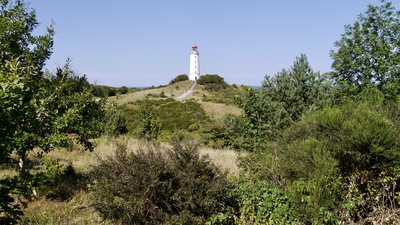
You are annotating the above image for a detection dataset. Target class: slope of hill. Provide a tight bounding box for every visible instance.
[112,80,244,120]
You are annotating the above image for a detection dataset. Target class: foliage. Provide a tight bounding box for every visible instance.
[34,158,80,201]
[234,176,299,225]
[235,87,272,151]
[91,85,129,97]
[89,140,235,224]
[201,84,248,105]
[103,104,128,136]
[121,99,210,140]
[0,175,31,224]
[236,54,331,151]
[0,1,110,222]
[170,74,189,84]
[240,96,400,223]
[330,0,400,99]
[261,53,332,132]
[197,74,229,92]
[138,105,161,141]
[201,114,246,149]
[118,85,128,94]
[91,85,109,97]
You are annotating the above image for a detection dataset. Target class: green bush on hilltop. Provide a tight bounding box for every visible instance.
[170,74,189,84]
[197,74,229,92]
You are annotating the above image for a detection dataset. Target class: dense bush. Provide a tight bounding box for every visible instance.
[197,74,225,85]
[170,74,189,84]
[91,85,129,97]
[201,114,246,149]
[91,85,117,97]
[118,86,128,94]
[89,140,235,224]
[234,177,299,224]
[197,74,229,92]
[240,97,400,223]
[103,107,128,136]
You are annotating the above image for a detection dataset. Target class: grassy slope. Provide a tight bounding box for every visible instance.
[113,80,242,120]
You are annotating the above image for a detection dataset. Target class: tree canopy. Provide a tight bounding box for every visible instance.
[0,1,109,222]
[330,0,400,98]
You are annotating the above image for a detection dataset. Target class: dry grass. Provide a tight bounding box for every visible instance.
[44,136,142,173]
[109,81,243,123]
[17,136,239,223]
[21,191,113,225]
[199,147,239,176]
[200,102,242,120]
[112,80,195,105]
[43,136,239,176]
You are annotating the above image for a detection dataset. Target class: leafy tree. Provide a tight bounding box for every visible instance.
[330,0,400,99]
[0,1,108,222]
[235,87,272,150]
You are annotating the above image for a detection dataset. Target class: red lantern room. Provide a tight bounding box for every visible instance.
[192,43,197,50]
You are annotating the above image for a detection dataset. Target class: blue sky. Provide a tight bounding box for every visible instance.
[29,1,400,87]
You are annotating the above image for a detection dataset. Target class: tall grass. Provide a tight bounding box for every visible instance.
[199,147,239,176]
[21,191,113,225]
[19,136,238,223]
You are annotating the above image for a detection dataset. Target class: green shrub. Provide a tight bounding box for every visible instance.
[248,99,400,223]
[235,176,299,225]
[170,74,189,84]
[201,114,245,149]
[35,158,78,201]
[103,108,128,136]
[197,74,229,92]
[188,123,199,132]
[118,86,128,94]
[197,74,226,85]
[0,176,30,224]
[89,140,234,224]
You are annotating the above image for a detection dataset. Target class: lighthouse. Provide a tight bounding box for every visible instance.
[189,43,200,81]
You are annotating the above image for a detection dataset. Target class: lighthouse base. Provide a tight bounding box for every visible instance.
[189,73,199,81]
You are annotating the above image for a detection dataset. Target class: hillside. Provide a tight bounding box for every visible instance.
[112,80,244,120]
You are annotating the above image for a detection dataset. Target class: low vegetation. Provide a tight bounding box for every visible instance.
[89,140,235,224]
[169,74,189,84]
[1,0,400,224]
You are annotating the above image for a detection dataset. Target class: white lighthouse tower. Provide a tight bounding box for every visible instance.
[189,43,200,81]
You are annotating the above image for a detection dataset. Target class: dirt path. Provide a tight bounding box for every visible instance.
[175,81,196,99]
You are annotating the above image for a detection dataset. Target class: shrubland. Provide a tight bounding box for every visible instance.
[89,140,236,224]
[1,0,400,224]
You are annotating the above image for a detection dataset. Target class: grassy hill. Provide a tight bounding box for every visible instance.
[112,80,245,120]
